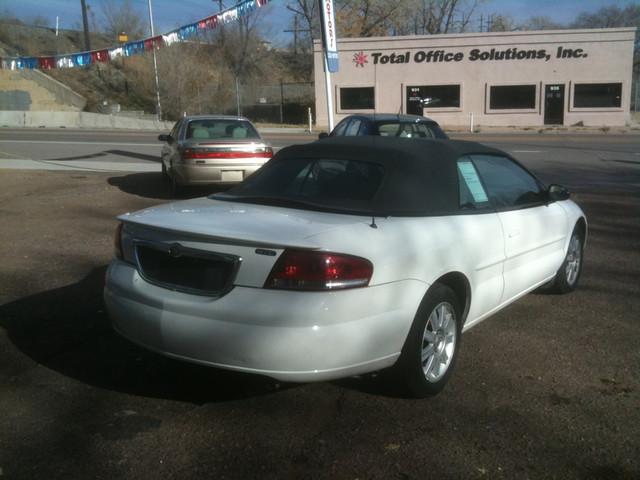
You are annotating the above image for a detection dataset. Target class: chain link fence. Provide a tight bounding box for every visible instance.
[235,81,315,125]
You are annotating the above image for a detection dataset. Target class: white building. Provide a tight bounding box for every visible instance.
[314,28,636,129]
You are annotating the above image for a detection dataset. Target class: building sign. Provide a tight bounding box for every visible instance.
[319,0,339,72]
[352,46,588,67]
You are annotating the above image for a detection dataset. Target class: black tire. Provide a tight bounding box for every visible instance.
[171,175,182,197]
[161,161,169,182]
[169,163,182,197]
[395,284,462,397]
[550,227,584,294]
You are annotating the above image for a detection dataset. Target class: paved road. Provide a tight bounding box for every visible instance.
[0,129,639,479]
[0,128,312,172]
[1,128,639,192]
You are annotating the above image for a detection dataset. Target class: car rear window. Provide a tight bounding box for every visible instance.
[376,121,447,139]
[185,120,260,140]
[214,157,385,213]
[213,141,460,216]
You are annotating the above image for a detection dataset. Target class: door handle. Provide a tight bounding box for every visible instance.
[508,230,521,238]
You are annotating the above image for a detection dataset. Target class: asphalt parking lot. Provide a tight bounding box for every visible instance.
[0,130,639,479]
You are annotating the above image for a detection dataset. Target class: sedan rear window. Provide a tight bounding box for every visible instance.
[185,120,260,140]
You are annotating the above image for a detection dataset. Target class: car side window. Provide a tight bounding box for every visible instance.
[357,122,372,135]
[414,123,436,139]
[332,119,349,136]
[345,119,362,136]
[471,154,544,209]
[170,121,181,140]
[457,157,491,210]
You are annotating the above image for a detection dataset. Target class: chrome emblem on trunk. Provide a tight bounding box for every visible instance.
[168,244,182,258]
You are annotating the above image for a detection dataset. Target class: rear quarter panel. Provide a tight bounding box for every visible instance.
[306,212,506,325]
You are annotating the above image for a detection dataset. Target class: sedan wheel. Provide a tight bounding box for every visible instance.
[397,283,461,397]
[551,227,584,293]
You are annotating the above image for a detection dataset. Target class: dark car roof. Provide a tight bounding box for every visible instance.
[182,114,253,122]
[342,113,438,123]
[273,137,505,216]
[279,136,503,165]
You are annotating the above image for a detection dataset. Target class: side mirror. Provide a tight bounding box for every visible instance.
[318,132,329,140]
[547,184,570,202]
[158,134,172,143]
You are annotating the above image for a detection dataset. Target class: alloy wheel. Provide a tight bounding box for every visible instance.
[421,302,457,382]
[565,235,582,286]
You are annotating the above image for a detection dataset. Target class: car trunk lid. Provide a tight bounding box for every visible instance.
[118,197,369,292]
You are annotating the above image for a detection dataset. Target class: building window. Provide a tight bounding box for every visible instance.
[406,85,461,115]
[574,83,622,108]
[489,85,536,110]
[339,87,375,110]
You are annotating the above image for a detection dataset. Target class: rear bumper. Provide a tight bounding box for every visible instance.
[104,259,427,382]
[172,162,264,185]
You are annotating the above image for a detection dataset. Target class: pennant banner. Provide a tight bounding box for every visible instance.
[0,0,270,71]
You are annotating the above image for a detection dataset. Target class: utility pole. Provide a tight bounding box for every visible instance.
[217,1,225,42]
[147,0,162,121]
[284,14,311,55]
[293,15,298,54]
[280,79,284,124]
[80,0,91,51]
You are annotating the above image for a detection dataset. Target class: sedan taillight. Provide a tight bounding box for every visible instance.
[114,222,123,259]
[182,147,273,160]
[265,250,373,291]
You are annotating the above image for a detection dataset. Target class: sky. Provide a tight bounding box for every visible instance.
[0,0,634,48]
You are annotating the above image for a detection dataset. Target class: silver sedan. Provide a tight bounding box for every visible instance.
[159,115,273,195]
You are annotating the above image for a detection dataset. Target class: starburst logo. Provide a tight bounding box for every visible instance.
[353,51,368,67]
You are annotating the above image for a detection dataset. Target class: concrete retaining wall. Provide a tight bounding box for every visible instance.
[0,70,79,111]
[20,70,86,111]
[0,110,174,130]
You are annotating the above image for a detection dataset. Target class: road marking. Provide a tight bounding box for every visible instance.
[0,149,31,160]
[0,140,160,147]
[511,150,543,153]
[0,159,159,172]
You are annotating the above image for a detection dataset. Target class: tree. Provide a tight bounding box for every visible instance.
[100,0,145,40]
[571,4,640,29]
[487,14,515,32]
[335,0,405,37]
[286,0,319,52]
[520,16,564,31]
[392,0,480,35]
[286,0,480,41]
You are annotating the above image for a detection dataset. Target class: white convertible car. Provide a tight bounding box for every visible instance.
[104,137,586,396]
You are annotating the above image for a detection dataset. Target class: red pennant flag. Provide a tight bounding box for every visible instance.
[38,57,56,69]
[144,36,163,51]
[91,50,110,63]
[204,15,218,29]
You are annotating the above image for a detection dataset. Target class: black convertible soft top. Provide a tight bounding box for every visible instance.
[222,136,508,216]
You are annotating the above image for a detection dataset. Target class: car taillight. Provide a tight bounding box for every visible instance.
[114,222,123,259]
[265,250,373,291]
[182,147,273,160]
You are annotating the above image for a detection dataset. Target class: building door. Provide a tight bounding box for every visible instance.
[544,84,565,125]
[406,86,424,115]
